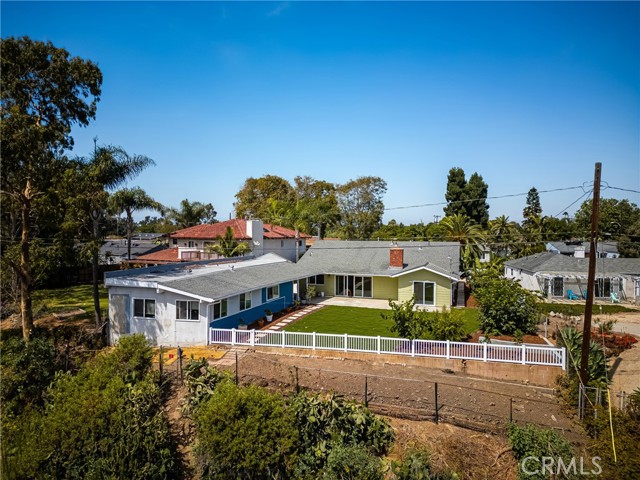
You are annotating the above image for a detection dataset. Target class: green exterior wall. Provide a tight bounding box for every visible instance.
[310,274,335,297]
[373,276,398,300]
[397,270,452,308]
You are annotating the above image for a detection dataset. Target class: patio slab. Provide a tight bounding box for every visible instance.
[310,297,392,309]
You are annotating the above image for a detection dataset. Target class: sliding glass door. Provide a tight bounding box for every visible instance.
[335,275,372,298]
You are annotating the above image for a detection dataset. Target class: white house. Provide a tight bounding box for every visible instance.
[105,253,309,346]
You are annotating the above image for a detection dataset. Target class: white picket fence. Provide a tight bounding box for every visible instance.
[209,328,566,369]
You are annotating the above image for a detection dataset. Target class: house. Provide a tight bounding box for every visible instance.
[297,240,463,309]
[546,241,619,258]
[164,219,310,263]
[504,252,640,303]
[105,253,305,346]
[99,239,167,264]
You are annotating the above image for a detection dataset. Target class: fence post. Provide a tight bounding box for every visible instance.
[177,346,183,384]
[364,376,368,408]
[295,366,300,394]
[312,331,316,350]
[231,328,236,346]
[344,333,348,352]
[159,345,164,381]
[235,351,239,385]
[562,347,567,370]
[411,339,415,357]
[434,382,439,424]
[483,342,488,362]
[510,398,513,423]
[446,340,450,359]
[377,336,381,354]
[250,329,255,347]
[282,330,286,348]
[521,344,526,365]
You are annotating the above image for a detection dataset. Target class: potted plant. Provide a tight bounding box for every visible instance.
[238,318,247,330]
[265,309,273,322]
[304,285,316,304]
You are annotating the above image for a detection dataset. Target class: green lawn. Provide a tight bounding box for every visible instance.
[284,305,480,339]
[33,284,109,314]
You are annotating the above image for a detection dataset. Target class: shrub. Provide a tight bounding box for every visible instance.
[320,443,384,480]
[193,382,298,479]
[423,307,466,341]
[474,277,538,335]
[385,297,425,340]
[508,423,576,480]
[183,358,232,414]
[1,334,177,479]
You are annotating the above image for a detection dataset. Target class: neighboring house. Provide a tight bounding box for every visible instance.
[505,252,640,303]
[167,219,311,263]
[297,240,463,310]
[99,239,167,265]
[546,241,619,258]
[105,253,305,346]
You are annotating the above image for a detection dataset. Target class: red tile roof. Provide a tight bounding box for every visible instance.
[169,219,311,240]
[133,248,181,263]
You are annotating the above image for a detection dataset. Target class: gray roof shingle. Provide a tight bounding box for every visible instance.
[506,252,640,276]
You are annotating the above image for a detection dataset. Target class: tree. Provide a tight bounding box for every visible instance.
[63,143,155,328]
[335,176,387,239]
[384,297,424,340]
[488,215,519,257]
[438,214,484,270]
[465,172,490,227]
[618,219,640,258]
[293,176,340,238]
[206,226,251,258]
[167,199,217,229]
[234,175,293,220]
[522,187,542,228]
[1,37,102,340]
[109,187,164,260]
[473,277,539,336]
[443,167,467,218]
[266,198,310,261]
[574,198,640,240]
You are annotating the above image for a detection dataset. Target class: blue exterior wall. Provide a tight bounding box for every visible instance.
[209,281,295,329]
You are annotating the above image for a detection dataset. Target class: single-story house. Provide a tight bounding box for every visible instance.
[505,252,640,303]
[105,253,305,346]
[297,240,463,309]
[546,241,619,258]
[99,239,167,264]
[165,218,311,263]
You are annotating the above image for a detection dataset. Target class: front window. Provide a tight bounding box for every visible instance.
[188,241,195,248]
[134,298,156,318]
[267,285,279,300]
[308,275,325,285]
[176,300,199,320]
[413,282,435,306]
[552,277,564,297]
[240,293,252,311]
[213,300,228,319]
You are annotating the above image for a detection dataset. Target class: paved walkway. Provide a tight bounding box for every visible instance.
[310,296,392,309]
[262,304,324,332]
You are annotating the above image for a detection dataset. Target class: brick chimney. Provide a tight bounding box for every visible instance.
[390,248,404,268]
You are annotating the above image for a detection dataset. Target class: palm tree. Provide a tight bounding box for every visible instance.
[167,199,217,229]
[109,187,164,260]
[488,215,519,257]
[438,214,484,270]
[66,143,155,328]
[206,227,251,258]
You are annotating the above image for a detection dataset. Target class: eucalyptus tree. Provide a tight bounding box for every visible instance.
[109,188,164,260]
[64,144,155,327]
[0,36,102,340]
[266,198,311,261]
[336,176,387,240]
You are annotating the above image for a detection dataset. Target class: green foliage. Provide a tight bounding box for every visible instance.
[617,218,640,258]
[385,297,423,339]
[391,448,432,480]
[537,303,634,316]
[443,167,489,227]
[422,307,466,341]
[319,443,385,480]
[182,358,232,414]
[167,198,217,229]
[336,176,387,239]
[522,187,542,226]
[206,226,252,257]
[438,214,484,270]
[444,167,467,218]
[556,326,608,386]
[0,336,58,417]
[508,423,576,480]
[193,382,298,479]
[1,334,177,479]
[290,392,394,478]
[575,198,640,240]
[474,277,538,335]
[234,174,295,220]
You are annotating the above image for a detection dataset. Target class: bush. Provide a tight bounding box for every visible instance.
[1,334,177,480]
[385,299,467,341]
[423,307,466,341]
[320,443,384,480]
[182,358,232,414]
[508,423,576,480]
[474,277,538,335]
[193,382,298,479]
[385,297,424,339]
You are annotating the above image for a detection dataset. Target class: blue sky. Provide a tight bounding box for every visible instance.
[3,1,639,224]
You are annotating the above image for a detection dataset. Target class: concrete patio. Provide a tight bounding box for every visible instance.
[310,296,392,309]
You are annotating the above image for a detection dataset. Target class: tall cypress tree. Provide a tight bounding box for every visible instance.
[444,167,467,217]
[523,187,542,226]
[465,173,490,227]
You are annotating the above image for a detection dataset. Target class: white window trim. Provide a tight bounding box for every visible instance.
[239,292,252,311]
[412,281,436,306]
[267,284,280,300]
[133,298,156,319]
[212,299,228,320]
[176,300,200,322]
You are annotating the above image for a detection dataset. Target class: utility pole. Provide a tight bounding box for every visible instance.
[579,162,602,386]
